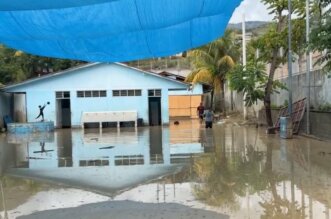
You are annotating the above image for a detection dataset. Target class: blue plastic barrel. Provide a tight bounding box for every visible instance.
[280,117,293,139]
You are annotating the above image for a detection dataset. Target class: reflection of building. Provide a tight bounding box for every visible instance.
[2,63,203,128]
[6,126,207,194]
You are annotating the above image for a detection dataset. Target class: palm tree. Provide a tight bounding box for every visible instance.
[185,29,239,113]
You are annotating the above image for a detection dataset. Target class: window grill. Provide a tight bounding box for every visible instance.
[112,89,142,97]
[148,89,161,97]
[77,90,107,98]
[77,91,84,97]
[120,90,127,96]
[56,91,70,99]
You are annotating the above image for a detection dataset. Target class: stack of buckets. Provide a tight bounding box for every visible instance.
[280,117,293,139]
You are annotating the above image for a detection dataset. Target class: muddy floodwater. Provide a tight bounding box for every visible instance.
[0,119,331,219]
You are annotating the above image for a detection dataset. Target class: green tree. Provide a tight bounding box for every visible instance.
[0,45,27,83]
[0,45,85,85]
[310,0,331,72]
[248,0,305,127]
[185,30,239,112]
[228,61,286,107]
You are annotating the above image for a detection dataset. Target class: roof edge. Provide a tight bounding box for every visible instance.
[2,62,191,91]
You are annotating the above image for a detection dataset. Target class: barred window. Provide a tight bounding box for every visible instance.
[56,91,70,99]
[128,90,134,96]
[113,89,142,97]
[100,90,107,97]
[120,90,127,96]
[77,90,107,98]
[85,91,92,97]
[148,89,161,97]
[92,90,99,97]
[77,91,84,97]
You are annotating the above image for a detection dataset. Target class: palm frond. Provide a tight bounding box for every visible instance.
[185,69,199,82]
[217,55,235,69]
[189,50,214,67]
[192,68,214,85]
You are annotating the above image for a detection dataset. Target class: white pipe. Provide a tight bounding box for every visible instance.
[242,14,247,119]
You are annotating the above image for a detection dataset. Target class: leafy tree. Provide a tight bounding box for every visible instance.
[0,45,85,85]
[228,61,286,107]
[0,45,27,84]
[185,30,240,112]
[310,0,331,72]
[248,0,305,127]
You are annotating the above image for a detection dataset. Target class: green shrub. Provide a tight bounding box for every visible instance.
[318,103,331,112]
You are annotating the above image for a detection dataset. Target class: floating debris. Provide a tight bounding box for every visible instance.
[99,146,115,150]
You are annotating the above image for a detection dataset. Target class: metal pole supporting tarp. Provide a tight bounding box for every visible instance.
[242,14,247,120]
[306,0,311,134]
[288,0,293,118]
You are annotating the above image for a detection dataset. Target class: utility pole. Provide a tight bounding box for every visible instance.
[306,0,311,134]
[242,14,247,120]
[288,0,293,118]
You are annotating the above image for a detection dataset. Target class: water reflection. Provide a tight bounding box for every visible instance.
[114,125,331,219]
[195,128,331,219]
[1,120,331,218]
[3,121,209,197]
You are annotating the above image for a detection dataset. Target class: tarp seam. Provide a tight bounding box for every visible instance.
[133,0,154,58]
[198,0,206,16]
[191,0,206,48]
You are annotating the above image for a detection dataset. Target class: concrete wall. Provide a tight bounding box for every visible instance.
[0,92,11,128]
[225,69,331,120]
[258,108,331,140]
[300,111,331,140]
[271,70,331,108]
[224,82,263,118]
[4,63,197,127]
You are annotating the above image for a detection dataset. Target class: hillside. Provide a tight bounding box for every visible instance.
[227,21,269,31]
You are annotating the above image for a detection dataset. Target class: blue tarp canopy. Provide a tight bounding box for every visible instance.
[0,0,242,62]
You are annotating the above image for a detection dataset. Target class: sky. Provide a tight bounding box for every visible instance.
[229,0,273,23]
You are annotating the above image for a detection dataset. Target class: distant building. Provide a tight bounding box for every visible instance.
[2,63,203,128]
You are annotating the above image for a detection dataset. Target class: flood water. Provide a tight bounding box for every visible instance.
[0,119,331,219]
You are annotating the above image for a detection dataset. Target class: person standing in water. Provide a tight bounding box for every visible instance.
[204,108,214,128]
[197,102,205,122]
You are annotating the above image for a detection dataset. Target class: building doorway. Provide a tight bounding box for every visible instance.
[12,92,27,122]
[56,91,71,128]
[148,89,162,126]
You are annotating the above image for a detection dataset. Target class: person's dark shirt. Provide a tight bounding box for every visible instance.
[197,105,204,115]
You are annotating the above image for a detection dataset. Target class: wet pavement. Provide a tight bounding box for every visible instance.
[0,119,331,218]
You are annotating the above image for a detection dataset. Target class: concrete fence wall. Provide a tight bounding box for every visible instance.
[258,108,331,140]
[272,70,331,108]
[224,69,331,115]
[300,111,331,140]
